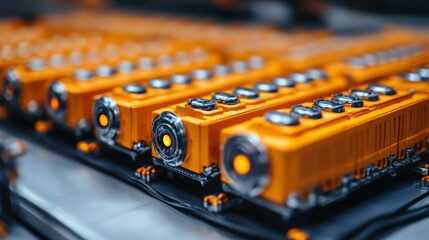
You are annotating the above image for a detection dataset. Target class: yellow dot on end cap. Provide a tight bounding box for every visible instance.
[286,228,309,240]
[98,113,109,127]
[233,154,251,175]
[50,97,59,110]
[162,134,172,148]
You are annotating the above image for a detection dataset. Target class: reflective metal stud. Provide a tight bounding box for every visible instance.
[291,105,322,119]
[212,92,240,105]
[231,61,248,73]
[171,74,192,84]
[74,69,93,81]
[291,73,312,83]
[234,87,259,99]
[187,98,217,111]
[248,56,265,69]
[149,79,171,89]
[367,83,396,96]
[49,55,64,67]
[272,77,295,88]
[213,65,229,76]
[313,99,345,113]
[118,61,135,73]
[264,111,299,126]
[254,82,278,93]
[417,67,429,80]
[192,69,212,80]
[27,58,45,70]
[138,57,154,69]
[400,72,423,82]
[96,65,115,77]
[307,69,327,80]
[350,89,379,101]
[332,94,364,108]
[123,83,147,94]
[347,57,366,68]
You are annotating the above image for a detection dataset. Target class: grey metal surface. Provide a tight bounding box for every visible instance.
[383,213,429,240]
[2,128,236,240]
[382,195,429,240]
[0,221,39,240]
[2,126,429,239]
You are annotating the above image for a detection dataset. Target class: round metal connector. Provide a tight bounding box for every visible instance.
[46,81,68,122]
[152,111,187,167]
[222,135,269,197]
[92,96,120,145]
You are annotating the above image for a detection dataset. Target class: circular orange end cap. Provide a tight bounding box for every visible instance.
[50,97,59,111]
[233,154,251,175]
[98,113,109,127]
[162,134,172,148]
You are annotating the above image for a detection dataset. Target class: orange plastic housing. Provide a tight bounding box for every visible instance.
[219,85,429,206]
[0,31,110,80]
[50,50,222,135]
[151,72,348,177]
[377,68,429,93]
[40,10,332,62]
[93,64,281,150]
[274,30,423,72]
[325,43,429,83]
[2,37,177,118]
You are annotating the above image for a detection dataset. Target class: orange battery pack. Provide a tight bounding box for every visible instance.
[151,70,347,183]
[48,49,222,136]
[219,84,429,212]
[92,62,281,156]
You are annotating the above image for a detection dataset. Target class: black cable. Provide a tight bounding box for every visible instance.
[349,204,429,240]
[5,120,429,240]
[342,197,429,240]
[32,130,279,239]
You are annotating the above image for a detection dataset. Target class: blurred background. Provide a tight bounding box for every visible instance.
[0,1,428,240]
[0,0,428,30]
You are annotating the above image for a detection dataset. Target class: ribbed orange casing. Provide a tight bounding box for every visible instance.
[325,44,429,84]
[58,52,222,132]
[220,87,429,205]
[151,75,348,175]
[95,64,281,149]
